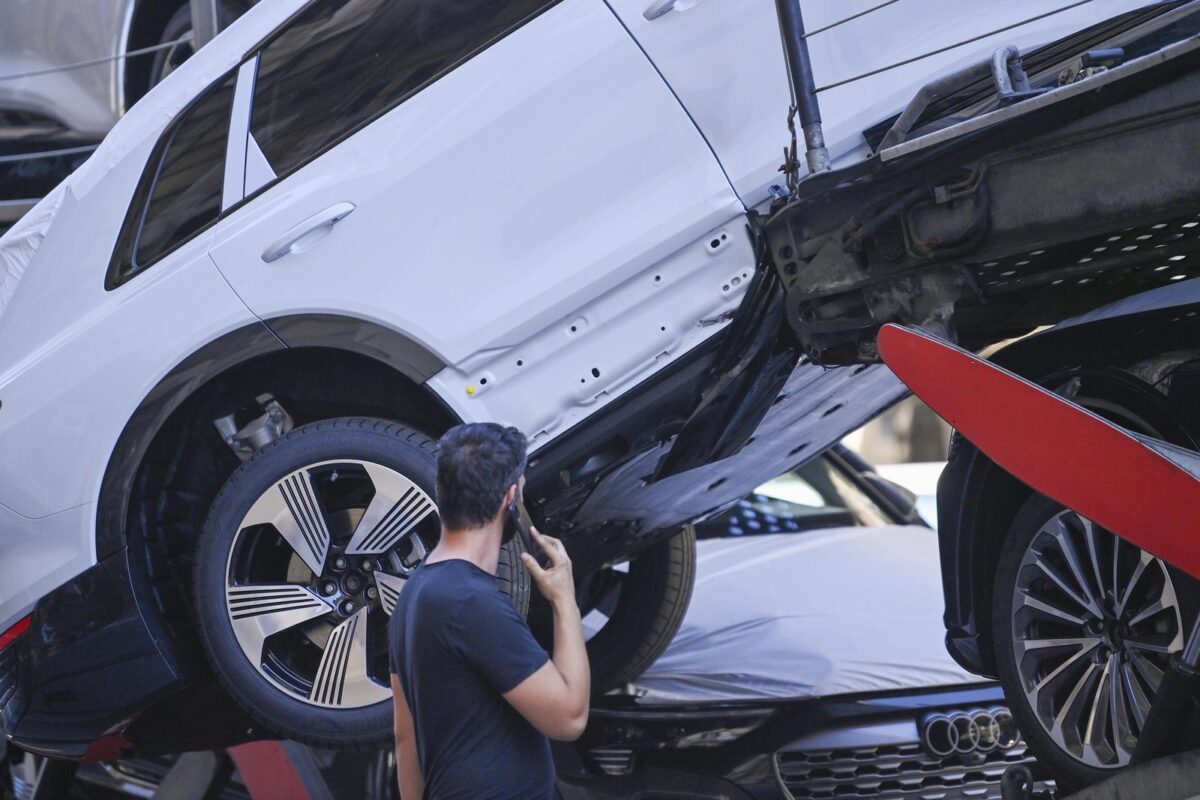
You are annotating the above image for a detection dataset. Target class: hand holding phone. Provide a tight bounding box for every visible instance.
[509,495,549,568]
[518,526,576,611]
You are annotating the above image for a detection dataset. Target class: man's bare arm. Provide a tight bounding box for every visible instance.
[504,529,590,741]
[391,674,424,799]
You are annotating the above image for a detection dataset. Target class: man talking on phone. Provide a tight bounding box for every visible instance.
[389,423,589,799]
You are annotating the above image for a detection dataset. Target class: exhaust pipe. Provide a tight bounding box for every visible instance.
[774,0,830,175]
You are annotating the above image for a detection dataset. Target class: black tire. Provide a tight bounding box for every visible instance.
[149,6,197,88]
[193,417,529,748]
[586,526,696,692]
[1064,750,1200,800]
[992,493,1199,793]
[148,3,237,90]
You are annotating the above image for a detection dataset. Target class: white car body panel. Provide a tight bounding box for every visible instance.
[0,194,253,521]
[0,221,254,629]
[606,0,1160,207]
[0,504,96,634]
[210,0,748,449]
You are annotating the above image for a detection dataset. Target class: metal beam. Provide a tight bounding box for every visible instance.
[774,0,830,175]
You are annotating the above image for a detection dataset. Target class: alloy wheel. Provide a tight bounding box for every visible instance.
[154,30,194,85]
[225,459,437,709]
[1011,509,1183,768]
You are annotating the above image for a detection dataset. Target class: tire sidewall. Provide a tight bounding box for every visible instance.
[992,492,1200,792]
[586,526,696,691]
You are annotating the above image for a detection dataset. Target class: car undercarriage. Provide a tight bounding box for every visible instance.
[763,2,1200,366]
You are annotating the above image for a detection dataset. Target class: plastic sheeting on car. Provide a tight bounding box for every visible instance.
[0,0,306,315]
[0,183,65,314]
[628,526,981,704]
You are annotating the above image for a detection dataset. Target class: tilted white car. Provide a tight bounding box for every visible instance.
[0,0,1170,758]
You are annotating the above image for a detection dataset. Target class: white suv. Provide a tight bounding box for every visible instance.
[0,0,1149,753]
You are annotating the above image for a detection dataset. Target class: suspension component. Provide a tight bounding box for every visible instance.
[213,393,295,461]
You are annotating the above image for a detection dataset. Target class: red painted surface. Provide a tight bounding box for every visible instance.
[228,741,314,800]
[0,616,30,652]
[877,323,1200,579]
[82,733,134,763]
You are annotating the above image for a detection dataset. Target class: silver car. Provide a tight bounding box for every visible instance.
[0,0,248,229]
[0,0,249,139]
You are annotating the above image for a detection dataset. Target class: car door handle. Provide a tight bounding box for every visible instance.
[643,0,704,20]
[261,202,356,263]
[643,0,677,19]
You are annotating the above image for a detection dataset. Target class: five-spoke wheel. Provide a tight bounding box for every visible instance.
[225,459,436,710]
[194,419,528,747]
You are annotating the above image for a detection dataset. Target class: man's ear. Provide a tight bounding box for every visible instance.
[502,483,518,509]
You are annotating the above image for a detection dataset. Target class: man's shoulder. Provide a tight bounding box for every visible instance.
[408,561,496,606]
[400,562,521,648]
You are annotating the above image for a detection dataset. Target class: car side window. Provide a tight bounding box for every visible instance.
[248,0,558,181]
[107,70,237,288]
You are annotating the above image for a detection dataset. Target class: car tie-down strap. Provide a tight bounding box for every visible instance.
[876,323,1200,580]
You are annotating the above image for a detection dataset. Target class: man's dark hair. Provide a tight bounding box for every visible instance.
[436,423,528,530]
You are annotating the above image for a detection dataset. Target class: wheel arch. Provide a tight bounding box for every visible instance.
[938,299,1200,676]
[97,315,456,560]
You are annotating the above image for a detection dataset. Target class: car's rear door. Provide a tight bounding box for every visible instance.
[604,0,1160,209]
[208,0,749,446]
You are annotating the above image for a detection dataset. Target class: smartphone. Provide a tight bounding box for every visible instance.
[509,495,549,568]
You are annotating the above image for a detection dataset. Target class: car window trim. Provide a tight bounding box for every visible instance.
[105,67,239,290]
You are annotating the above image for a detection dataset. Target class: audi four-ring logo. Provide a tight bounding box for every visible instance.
[920,708,1021,758]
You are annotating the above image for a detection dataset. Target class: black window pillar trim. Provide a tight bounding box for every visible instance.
[105,66,241,291]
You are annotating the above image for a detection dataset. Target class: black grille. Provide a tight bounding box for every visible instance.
[775,740,1039,800]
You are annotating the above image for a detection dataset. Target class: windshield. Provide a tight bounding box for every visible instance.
[696,455,891,539]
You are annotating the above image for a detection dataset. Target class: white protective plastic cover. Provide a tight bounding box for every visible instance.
[628,526,981,704]
[0,183,65,312]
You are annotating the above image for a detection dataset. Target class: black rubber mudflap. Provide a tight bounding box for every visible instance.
[1131,657,1200,765]
[1062,749,1200,800]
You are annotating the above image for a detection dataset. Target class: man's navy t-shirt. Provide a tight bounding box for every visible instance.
[389,559,553,799]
